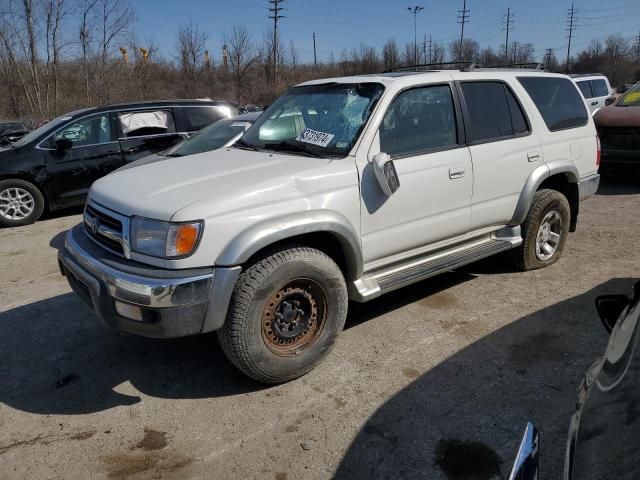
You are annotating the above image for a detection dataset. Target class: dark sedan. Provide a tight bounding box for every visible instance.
[0,100,237,227]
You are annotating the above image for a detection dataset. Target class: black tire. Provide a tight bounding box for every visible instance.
[0,179,45,227]
[218,246,348,384]
[513,188,571,271]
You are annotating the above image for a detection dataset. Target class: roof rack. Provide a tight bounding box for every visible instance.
[382,61,480,73]
[482,62,546,70]
[568,73,605,78]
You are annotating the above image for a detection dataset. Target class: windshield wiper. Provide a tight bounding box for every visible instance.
[261,142,325,158]
[164,152,184,157]
[233,138,259,151]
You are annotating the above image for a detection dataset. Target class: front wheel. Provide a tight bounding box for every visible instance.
[217,246,348,384]
[0,179,45,227]
[513,189,571,271]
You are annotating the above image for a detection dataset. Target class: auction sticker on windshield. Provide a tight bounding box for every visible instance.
[297,128,335,148]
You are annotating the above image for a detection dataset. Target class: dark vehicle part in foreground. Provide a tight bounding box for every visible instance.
[594,82,640,173]
[509,280,640,480]
[0,121,29,145]
[564,280,640,480]
[0,100,237,227]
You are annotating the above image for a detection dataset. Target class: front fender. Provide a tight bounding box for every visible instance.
[215,210,363,280]
[510,160,579,226]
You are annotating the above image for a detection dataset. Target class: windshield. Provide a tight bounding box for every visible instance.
[165,119,252,157]
[241,82,384,158]
[13,116,71,147]
[618,83,640,107]
[0,123,26,135]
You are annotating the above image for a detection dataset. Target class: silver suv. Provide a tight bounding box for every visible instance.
[58,70,600,383]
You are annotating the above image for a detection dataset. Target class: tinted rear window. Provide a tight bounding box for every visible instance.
[591,79,609,97]
[518,77,588,131]
[182,106,232,131]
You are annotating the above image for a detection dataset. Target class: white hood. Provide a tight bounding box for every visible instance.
[89,148,332,221]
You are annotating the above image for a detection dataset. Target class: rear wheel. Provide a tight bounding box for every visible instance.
[0,179,45,227]
[513,189,570,271]
[218,246,348,384]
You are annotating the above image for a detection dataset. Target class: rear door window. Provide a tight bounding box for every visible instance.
[517,77,588,131]
[118,110,176,138]
[461,82,515,142]
[591,79,609,97]
[576,81,593,99]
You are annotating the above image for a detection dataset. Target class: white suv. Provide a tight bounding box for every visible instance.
[571,74,615,114]
[58,69,600,383]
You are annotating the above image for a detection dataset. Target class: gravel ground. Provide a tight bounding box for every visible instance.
[0,176,639,480]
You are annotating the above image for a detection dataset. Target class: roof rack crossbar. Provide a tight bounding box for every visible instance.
[382,61,477,73]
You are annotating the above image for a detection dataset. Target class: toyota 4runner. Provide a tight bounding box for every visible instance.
[58,70,600,383]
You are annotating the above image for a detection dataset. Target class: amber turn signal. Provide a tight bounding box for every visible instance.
[167,222,202,257]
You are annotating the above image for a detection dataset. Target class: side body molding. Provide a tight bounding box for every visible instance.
[509,160,580,226]
[215,210,364,280]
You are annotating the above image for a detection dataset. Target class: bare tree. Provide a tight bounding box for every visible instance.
[175,21,207,97]
[78,0,99,103]
[225,26,256,102]
[383,39,400,70]
[449,38,480,63]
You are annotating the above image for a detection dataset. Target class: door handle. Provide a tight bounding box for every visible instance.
[123,147,136,154]
[449,167,465,179]
[527,151,541,162]
[591,101,598,106]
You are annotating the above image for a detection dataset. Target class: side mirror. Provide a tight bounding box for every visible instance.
[604,96,616,106]
[55,137,72,151]
[371,152,400,196]
[595,294,629,333]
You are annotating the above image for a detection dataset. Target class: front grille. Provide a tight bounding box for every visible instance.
[598,126,640,152]
[83,203,129,257]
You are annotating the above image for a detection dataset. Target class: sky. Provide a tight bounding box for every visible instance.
[131,0,640,64]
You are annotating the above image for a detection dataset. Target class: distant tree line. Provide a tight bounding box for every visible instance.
[1,0,639,122]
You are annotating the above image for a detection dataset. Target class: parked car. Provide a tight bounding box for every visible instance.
[0,100,237,227]
[0,121,28,145]
[130,112,260,167]
[58,70,599,383]
[570,74,616,114]
[593,82,640,173]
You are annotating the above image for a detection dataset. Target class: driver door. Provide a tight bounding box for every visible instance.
[43,113,123,208]
[358,84,473,266]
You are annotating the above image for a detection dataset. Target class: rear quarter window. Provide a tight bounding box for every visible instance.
[181,106,233,131]
[591,79,609,97]
[518,77,588,132]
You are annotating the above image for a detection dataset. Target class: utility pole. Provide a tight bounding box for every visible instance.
[634,31,640,61]
[269,0,286,82]
[428,35,433,63]
[544,48,555,67]
[457,0,470,61]
[407,6,424,66]
[423,34,427,64]
[503,8,513,60]
[565,2,577,73]
[313,32,317,67]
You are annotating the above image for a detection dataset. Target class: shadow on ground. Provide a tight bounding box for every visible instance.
[596,173,640,196]
[334,278,636,480]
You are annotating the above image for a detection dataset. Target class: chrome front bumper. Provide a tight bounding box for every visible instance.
[58,224,240,338]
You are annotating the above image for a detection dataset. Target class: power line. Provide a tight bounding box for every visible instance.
[565,2,578,73]
[268,0,286,82]
[457,0,470,60]
[503,8,513,59]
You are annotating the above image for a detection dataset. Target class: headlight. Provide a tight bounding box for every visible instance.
[131,217,203,258]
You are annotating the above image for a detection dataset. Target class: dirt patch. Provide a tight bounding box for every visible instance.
[434,438,502,480]
[275,473,288,480]
[401,367,420,380]
[102,454,155,479]
[418,292,459,309]
[70,430,96,441]
[0,434,57,455]
[508,331,566,366]
[133,428,167,451]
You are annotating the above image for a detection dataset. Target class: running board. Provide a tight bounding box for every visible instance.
[350,234,520,302]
